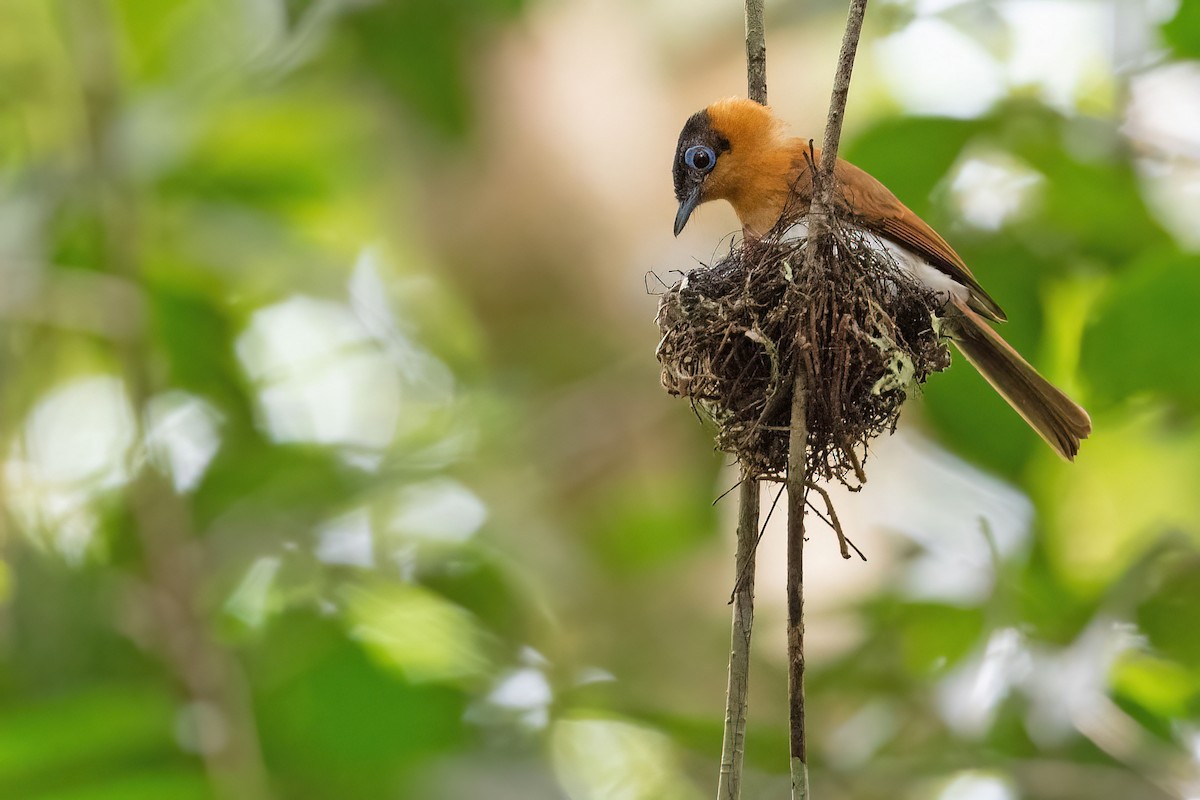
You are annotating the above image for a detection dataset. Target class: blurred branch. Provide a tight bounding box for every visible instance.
[716,4,769,799]
[65,3,272,799]
[789,0,870,797]
[0,269,144,341]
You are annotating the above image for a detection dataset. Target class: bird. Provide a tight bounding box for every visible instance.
[671,97,1091,460]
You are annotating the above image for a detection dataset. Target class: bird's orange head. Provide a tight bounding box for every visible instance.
[672,97,792,237]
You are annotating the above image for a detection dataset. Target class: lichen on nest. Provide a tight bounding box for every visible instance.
[655,219,951,484]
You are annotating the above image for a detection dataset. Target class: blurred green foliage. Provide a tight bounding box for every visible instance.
[2,1,1200,800]
[1163,0,1200,58]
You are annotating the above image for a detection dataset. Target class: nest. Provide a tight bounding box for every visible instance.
[655,217,951,484]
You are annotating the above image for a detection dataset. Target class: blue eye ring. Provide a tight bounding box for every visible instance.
[685,145,716,173]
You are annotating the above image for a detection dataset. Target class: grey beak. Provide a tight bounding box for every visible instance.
[673,186,703,237]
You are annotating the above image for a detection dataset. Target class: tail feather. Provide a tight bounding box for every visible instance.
[945,299,1091,461]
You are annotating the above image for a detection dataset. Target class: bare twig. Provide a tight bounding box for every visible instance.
[785,365,810,800]
[718,3,769,797]
[805,481,850,560]
[745,0,767,105]
[804,481,867,562]
[720,3,768,796]
[718,472,760,800]
[788,0,870,797]
[714,478,744,507]
[844,534,867,561]
[730,482,785,601]
[799,491,866,562]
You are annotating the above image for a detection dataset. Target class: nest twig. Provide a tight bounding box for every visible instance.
[655,215,951,485]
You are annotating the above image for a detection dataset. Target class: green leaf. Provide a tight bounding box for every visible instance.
[1012,546,1097,644]
[984,104,1169,267]
[25,770,209,800]
[1137,557,1200,667]
[339,2,473,138]
[159,99,347,210]
[843,117,982,216]
[1081,251,1200,411]
[0,686,177,795]
[111,0,187,81]
[149,282,256,432]
[346,582,491,684]
[1111,651,1198,721]
[423,555,534,643]
[584,466,721,572]
[1163,0,1200,58]
[1019,147,1166,267]
[1037,411,1200,595]
[898,603,985,675]
[252,613,468,797]
[335,0,525,139]
[919,243,1050,478]
[193,440,370,528]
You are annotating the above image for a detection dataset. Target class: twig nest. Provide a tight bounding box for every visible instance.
[655,220,951,483]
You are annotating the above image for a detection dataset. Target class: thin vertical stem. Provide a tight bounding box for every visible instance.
[715,1,768,797]
[717,473,760,800]
[786,370,809,799]
[812,0,869,177]
[745,0,768,105]
[787,0,870,797]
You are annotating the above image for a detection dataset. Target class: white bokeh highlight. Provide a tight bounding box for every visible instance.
[4,375,136,561]
[388,478,488,545]
[237,295,403,451]
[145,391,223,493]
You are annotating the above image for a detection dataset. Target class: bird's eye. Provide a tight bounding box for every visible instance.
[685,145,716,173]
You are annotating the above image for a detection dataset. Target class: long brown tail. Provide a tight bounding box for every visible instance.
[944,298,1092,461]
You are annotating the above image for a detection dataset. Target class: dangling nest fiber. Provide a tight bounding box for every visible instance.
[655,217,951,483]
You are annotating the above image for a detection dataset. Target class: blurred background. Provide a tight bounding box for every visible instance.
[1,0,1199,798]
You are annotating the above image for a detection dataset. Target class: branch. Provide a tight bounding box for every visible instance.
[811,0,868,203]
[785,367,810,800]
[745,0,767,105]
[805,480,850,560]
[717,3,768,797]
[788,1,870,798]
[717,472,760,800]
